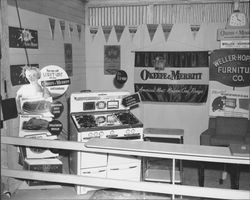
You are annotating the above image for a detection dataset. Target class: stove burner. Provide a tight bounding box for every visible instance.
[115,112,139,125]
[75,114,97,128]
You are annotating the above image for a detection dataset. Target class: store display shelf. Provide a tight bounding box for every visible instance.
[144,168,181,183]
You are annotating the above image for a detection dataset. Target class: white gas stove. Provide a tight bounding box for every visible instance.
[69,91,143,194]
[70,91,143,140]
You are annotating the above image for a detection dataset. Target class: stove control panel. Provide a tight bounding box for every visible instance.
[70,91,130,113]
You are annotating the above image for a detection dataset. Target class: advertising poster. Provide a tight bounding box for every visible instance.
[134,51,209,103]
[9,26,38,49]
[64,43,73,76]
[39,65,71,99]
[10,64,39,86]
[209,89,249,118]
[104,45,120,75]
[210,49,250,87]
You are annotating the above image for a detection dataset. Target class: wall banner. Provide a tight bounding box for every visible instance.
[209,89,249,118]
[64,43,73,76]
[9,26,38,49]
[210,49,250,87]
[134,52,209,103]
[104,45,120,75]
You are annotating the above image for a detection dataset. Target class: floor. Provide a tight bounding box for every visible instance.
[8,159,250,200]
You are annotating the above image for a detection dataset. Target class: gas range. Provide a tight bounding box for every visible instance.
[70,91,143,140]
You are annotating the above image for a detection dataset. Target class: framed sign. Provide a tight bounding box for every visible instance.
[9,26,38,49]
[104,45,120,75]
[210,49,250,87]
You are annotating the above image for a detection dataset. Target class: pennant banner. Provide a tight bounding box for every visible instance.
[59,20,65,40]
[77,24,82,40]
[89,26,98,42]
[114,25,125,42]
[69,23,73,39]
[102,26,112,42]
[147,24,158,41]
[190,25,200,39]
[49,18,55,40]
[162,24,173,42]
[128,26,138,41]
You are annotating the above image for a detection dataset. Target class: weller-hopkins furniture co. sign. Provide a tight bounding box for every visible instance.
[210,49,250,87]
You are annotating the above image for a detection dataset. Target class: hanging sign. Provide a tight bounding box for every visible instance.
[39,65,71,99]
[210,49,250,87]
[9,26,38,49]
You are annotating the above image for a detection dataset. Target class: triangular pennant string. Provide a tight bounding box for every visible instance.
[161,24,173,42]
[89,26,98,42]
[147,24,158,41]
[59,20,65,40]
[77,24,82,41]
[48,18,55,40]
[128,26,138,41]
[102,26,112,42]
[69,23,73,39]
[114,25,125,42]
[190,25,200,39]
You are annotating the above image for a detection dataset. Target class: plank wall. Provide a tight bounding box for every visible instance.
[1,0,86,193]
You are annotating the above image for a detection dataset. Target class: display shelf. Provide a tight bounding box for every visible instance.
[144,168,181,183]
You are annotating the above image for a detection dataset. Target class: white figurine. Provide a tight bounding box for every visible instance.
[16,66,51,112]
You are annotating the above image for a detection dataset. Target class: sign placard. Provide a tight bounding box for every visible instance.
[50,101,64,119]
[39,65,70,99]
[122,93,141,108]
[209,89,249,118]
[217,29,249,41]
[220,40,250,49]
[48,120,63,135]
[210,49,250,87]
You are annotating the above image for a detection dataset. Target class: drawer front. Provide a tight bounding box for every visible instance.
[81,152,107,168]
[108,154,141,165]
[107,163,141,181]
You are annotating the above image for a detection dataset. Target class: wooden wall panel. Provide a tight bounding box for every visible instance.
[8,0,85,24]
